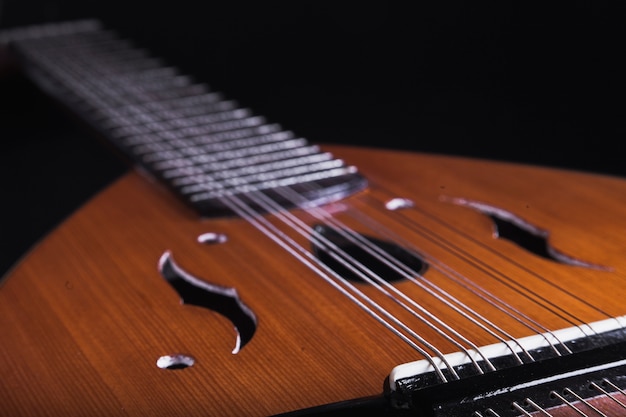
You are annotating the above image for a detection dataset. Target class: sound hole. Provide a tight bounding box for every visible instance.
[312,224,427,283]
[159,252,257,354]
[449,198,609,270]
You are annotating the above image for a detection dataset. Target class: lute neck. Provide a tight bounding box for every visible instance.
[3,19,367,217]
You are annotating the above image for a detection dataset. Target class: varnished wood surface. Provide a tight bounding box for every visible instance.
[3,145,626,416]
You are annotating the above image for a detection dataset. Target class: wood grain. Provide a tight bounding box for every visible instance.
[3,145,626,416]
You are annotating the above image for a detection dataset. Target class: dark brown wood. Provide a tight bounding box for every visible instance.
[3,145,626,416]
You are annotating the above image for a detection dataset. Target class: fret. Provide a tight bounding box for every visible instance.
[170,145,324,178]
[124,123,284,147]
[97,92,230,128]
[170,131,296,158]
[53,44,149,65]
[110,108,252,139]
[0,19,104,43]
[195,133,296,156]
[100,99,238,128]
[130,91,226,113]
[19,48,155,111]
[148,139,309,170]
[17,34,150,67]
[21,38,163,77]
[151,131,301,172]
[102,67,181,85]
[179,151,329,183]
[4,19,367,216]
[17,35,219,137]
[155,107,250,129]
[21,44,180,100]
[189,166,359,203]
[171,153,336,187]
[137,116,268,143]
[187,165,356,198]
[152,139,312,171]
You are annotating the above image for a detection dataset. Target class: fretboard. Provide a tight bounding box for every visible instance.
[1,20,367,216]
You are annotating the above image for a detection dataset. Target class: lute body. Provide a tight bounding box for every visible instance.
[3,20,626,417]
[4,146,626,416]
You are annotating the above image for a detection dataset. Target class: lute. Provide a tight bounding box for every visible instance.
[3,20,626,416]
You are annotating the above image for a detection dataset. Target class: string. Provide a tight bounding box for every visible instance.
[549,390,590,416]
[524,398,554,416]
[343,193,571,356]
[218,191,454,382]
[564,388,609,417]
[266,177,586,363]
[250,187,497,372]
[364,187,616,338]
[221,143,590,362]
[382,189,612,326]
[181,155,518,374]
[274,186,556,362]
[374,194,590,326]
[511,402,537,416]
[590,380,626,417]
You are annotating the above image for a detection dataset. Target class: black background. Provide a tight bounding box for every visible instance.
[1,1,625,275]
